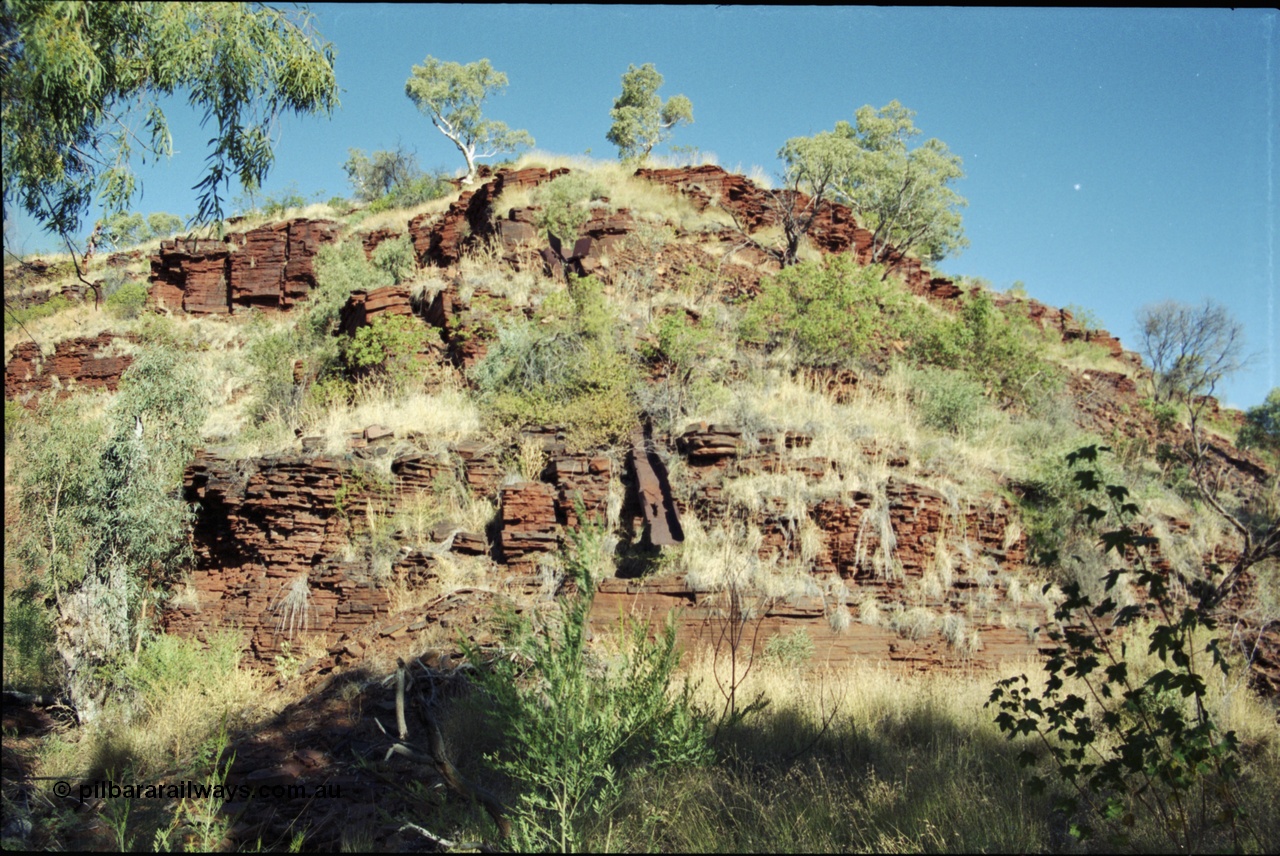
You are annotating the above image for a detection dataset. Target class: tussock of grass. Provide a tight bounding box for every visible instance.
[36,632,276,783]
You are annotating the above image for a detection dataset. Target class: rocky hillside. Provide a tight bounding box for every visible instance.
[5,158,1277,695]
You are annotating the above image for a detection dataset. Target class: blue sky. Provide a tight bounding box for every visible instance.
[8,5,1277,408]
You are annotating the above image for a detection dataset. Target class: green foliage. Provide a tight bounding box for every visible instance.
[2,577,59,694]
[1238,388,1280,458]
[244,321,306,427]
[3,293,72,332]
[260,182,308,219]
[639,309,731,433]
[343,145,421,204]
[146,211,183,240]
[780,100,967,264]
[606,63,694,163]
[763,628,816,667]
[9,349,207,719]
[911,288,1061,410]
[105,281,149,319]
[4,398,20,444]
[242,240,395,427]
[470,276,639,448]
[367,172,452,213]
[370,233,417,284]
[464,517,712,851]
[738,255,919,368]
[1139,397,1181,434]
[1063,303,1103,333]
[907,367,989,436]
[988,444,1257,852]
[1,1,338,240]
[100,210,184,249]
[532,172,609,245]
[404,57,534,184]
[344,146,453,213]
[340,313,426,393]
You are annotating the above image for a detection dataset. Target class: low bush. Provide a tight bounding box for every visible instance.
[341,313,426,389]
[532,172,610,244]
[367,172,453,213]
[739,255,918,369]
[470,275,639,448]
[464,517,711,851]
[906,366,989,435]
[370,233,417,284]
[910,288,1061,410]
[105,281,149,319]
[4,293,72,331]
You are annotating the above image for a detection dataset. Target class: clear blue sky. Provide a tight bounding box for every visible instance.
[8,5,1277,408]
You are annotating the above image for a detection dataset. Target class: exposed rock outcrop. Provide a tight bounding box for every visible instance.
[4,332,134,407]
[149,219,341,314]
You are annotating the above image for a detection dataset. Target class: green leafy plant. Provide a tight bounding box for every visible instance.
[606,63,694,163]
[470,275,639,448]
[532,172,608,244]
[4,293,72,332]
[105,280,149,319]
[370,234,417,285]
[464,513,711,851]
[911,288,1060,410]
[988,444,1257,851]
[907,366,989,436]
[1237,388,1280,460]
[739,255,919,368]
[341,313,426,388]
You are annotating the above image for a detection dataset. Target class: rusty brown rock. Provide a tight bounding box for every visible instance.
[5,332,134,407]
[499,481,560,562]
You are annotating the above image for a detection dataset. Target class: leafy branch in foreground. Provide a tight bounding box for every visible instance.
[988,444,1258,852]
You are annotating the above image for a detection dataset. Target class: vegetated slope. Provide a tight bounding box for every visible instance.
[4,155,1277,850]
[4,155,1274,684]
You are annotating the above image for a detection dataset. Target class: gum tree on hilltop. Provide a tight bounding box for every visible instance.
[780,100,967,267]
[1,1,338,304]
[405,57,534,186]
[605,63,694,163]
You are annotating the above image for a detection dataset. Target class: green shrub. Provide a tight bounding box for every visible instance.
[340,313,426,394]
[370,233,417,284]
[105,281,149,319]
[2,578,59,694]
[1237,388,1280,458]
[739,255,919,369]
[990,444,1259,852]
[908,367,989,435]
[911,288,1060,410]
[464,517,711,851]
[367,172,452,213]
[639,309,730,432]
[4,293,72,331]
[532,172,609,244]
[1139,397,1181,434]
[471,275,639,447]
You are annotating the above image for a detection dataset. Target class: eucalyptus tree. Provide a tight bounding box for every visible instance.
[404,57,534,185]
[605,63,694,163]
[780,100,967,266]
[1,1,339,252]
